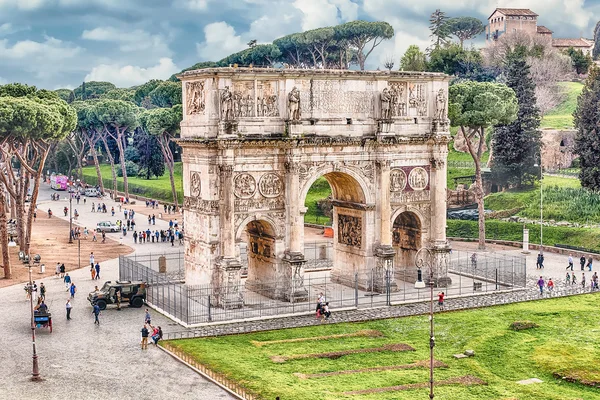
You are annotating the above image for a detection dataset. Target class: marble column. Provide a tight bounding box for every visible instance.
[374,160,396,293]
[430,143,452,286]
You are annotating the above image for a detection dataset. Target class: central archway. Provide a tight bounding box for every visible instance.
[392,211,422,282]
[301,168,375,287]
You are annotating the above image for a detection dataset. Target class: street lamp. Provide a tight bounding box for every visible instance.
[24,244,41,381]
[534,157,543,250]
[68,181,73,244]
[415,247,435,399]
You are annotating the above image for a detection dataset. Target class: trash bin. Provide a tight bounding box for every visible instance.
[39,264,45,274]
[159,256,167,273]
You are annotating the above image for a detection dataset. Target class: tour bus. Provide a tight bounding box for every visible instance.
[50,174,68,191]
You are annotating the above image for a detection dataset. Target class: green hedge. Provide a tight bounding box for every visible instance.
[447,219,600,253]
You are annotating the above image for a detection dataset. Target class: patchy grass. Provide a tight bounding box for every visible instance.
[509,321,539,331]
[165,294,600,399]
[251,329,383,347]
[295,359,448,379]
[541,81,584,129]
[270,343,415,363]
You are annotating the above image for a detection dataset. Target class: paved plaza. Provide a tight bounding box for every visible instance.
[1,183,596,399]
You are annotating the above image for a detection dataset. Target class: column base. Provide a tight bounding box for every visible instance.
[213,258,244,309]
[371,245,397,293]
[282,251,308,302]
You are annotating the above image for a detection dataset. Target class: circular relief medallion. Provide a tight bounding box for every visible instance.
[234,173,257,199]
[190,172,201,197]
[258,173,283,198]
[389,168,407,192]
[408,167,429,191]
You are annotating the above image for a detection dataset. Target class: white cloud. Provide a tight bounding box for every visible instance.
[293,0,358,31]
[84,57,179,87]
[82,26,171,55]
[0,0,47,10]
[177,0,210,11]
[196,22,246,61]
[0,35,80,60]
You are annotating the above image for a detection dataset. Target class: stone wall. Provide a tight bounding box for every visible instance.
[541,129,577,170]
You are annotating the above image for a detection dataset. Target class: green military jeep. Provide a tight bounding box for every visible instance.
[88,280,146,310]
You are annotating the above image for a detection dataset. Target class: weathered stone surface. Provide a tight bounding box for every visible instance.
[178,68,453,300]
[454,354,468,359]
[517,378,543,385]
[464,349,475,357]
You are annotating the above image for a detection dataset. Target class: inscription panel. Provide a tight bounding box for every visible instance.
[299,80,374,115]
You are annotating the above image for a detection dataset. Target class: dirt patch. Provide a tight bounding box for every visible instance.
[270,343,415,363]
[0,210,133,288]
[252,329,384,347]
[553,372,600,388]
[510,321,539,331]
[344,375,487,395]
[294,359,448,379]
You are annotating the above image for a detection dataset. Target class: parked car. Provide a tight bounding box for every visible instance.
[96,221,119,232]
[84,188,100,197]
[87,280,147,310]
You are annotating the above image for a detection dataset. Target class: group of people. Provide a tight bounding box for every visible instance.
[315,293,331,321]
[565,271,599,289]
[133,228,183,246]
[566,254,594,271]
[70,226,91,240]
[91,203,109,213]
[140,309,163,349]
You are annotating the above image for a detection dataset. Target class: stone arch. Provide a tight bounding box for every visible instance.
[241,219,283,292]
[391,210,424,271]
[235,214,283,242]
[300,165,374,205]
[301,167,375,285]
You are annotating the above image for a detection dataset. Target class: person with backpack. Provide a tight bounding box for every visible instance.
[140,325,149,350]
[64,273,71,290]
[537,276,545,295]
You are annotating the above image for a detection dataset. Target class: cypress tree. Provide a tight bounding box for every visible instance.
[491,56,541,188]
[574,66,600,190]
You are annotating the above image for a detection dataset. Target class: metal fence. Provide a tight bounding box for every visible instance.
[448,160,476,169]
[120,250,526,327]
[239,241,333,274]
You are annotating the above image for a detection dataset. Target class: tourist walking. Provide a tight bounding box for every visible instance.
[144,309,151,325]
[572,273,577,285]
[102,231,106,243]
[587,256,593,271]
[64,273,71,290]
[547,278,554,292]
[566,272,571,285]
[95,262,101,280]
[438,291,445,309]
[39,282,46,301]
[92,231,97,242]
[69,282,77,298]
[60,263,65,278]
[536,253,544,269]
[89,252,95,268]
[66,299,72,320]
[92,303,100,325]
[537,276,545,295]
[580,255,586,271]
[90,265,96,280]
[141,325,149,349]
[582,273,586,289]
[55,262,61,278]
[567,254,574,271]
[323,303,331,320]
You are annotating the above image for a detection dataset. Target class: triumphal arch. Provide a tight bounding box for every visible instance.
[178,68,451,306]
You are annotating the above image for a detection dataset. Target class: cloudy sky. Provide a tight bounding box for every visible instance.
[0,0,597,89]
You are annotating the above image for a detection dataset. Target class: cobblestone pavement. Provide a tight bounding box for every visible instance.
[0,256,233,400]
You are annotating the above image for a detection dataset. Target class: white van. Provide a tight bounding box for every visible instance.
[84,188,100,197]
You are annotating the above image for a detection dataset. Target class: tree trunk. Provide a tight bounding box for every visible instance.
[461,126,487,250]
[115,128,129,199]
[24,149,49,253]
[158,134,177,208]
[100,132,118,199]
[86,134,105,194]
[0,186,11,279]
[15,174,26,252]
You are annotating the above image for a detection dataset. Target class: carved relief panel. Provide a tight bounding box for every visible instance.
[257,81,279,117]
[258,173,283,198]
[408,167,429,191]
[233,172,285,212]
[234,173,257,199]
[389,82,407,117]
[186,81,205,115]
[233,81,255,118]
[338,214,362,248]
[190,171,201,197]
[389,168,407,192]
[408,83,427,117]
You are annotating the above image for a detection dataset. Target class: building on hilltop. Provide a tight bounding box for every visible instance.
[486,7,594,55]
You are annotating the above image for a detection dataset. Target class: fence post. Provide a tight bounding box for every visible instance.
[354,272,359,308]
[495,268,498,290]
[208,295,212,322]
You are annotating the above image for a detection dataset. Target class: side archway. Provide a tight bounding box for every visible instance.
[392,210,423,272]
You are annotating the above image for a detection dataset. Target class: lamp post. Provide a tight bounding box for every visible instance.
[68,182,73,244]
[534,157,543,250]
[25,244,41,381]
[415,247,435,399]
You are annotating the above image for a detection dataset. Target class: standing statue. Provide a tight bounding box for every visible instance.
[221,86,233,120]
[287,87,301,121]
[435,89,447,120]
[381,87,392,120]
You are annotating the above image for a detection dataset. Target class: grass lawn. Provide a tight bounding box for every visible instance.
[81,162,183,203]
[304,177,332,225]
[165,294,600,399]
[540,82,584,130]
